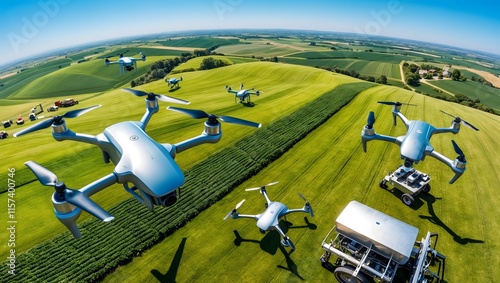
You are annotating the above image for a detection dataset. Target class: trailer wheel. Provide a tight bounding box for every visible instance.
[334,265,370,283]
[401,194,415,206]
[422,184,431,193]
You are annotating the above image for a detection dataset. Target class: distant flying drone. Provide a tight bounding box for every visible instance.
[15,89,261,238]
[224,182,314,250]
[361,101,479,184]
[166,76,182,88]
[104,50,146,75]
[225,83,261,104]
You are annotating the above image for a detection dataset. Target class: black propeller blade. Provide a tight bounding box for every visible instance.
[14,105,101,137]
[440,110,479,131]
[366,111,376,128]
[378,101,417,106]
[122,88,190,105]
[167,106,262,128]
[25,161,114,222]
[451,140,466,162]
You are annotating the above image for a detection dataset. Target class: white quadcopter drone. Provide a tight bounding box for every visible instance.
[104,50,146,75]
[14,88,261,238]
[361,101,479,184]
[224,182,314,250]
[224,83,261,104]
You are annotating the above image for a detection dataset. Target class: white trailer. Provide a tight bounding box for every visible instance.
[320,201,445,283]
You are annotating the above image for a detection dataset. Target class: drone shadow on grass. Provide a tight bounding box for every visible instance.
[241,101,255,107]
[151,237,187,283]
[168,86,181,92]
[419,193,484,245]
[232,218,316,281]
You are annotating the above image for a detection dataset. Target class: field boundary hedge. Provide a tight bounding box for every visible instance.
[0,81,374,282]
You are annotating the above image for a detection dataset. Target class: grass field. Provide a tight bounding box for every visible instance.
[428,80,500,111]
[103,84,500,283]
[157,37,240,48]
[171,56,257,73]
[0,62,360,257]
[1,39,499,282]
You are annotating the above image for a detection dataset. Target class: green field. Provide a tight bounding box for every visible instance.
[428,80,500,110]
[171,55,257,73]
[1,38,499,282]
[103,84,500,283]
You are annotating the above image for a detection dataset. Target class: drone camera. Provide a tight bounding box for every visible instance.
[152,191,178,207]
[403,159,413,168]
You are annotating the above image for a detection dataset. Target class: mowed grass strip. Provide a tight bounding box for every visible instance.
[103,86,500,283]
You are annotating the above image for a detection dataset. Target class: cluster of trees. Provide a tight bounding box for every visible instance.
[451,69,467,81]
[198,57,230,70]
[0,82,369,283]
[402,62,421,86]
[471,76,494,87]
[454,93,495,113]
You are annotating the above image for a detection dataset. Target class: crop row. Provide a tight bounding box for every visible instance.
[0,81,374,282]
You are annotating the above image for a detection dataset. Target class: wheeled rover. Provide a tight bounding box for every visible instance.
[380,165,431,206]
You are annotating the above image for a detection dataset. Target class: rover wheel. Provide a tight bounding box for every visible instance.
[334,265,370,283]
[422,184,431,193]
[379,179,388,189]
[401,194,415,206]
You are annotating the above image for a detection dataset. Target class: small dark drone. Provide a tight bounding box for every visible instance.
[224,182,314,250]
[224,83,261,104]
[104,50,146,75]
[361,101,479,184]
[14,88,261,238]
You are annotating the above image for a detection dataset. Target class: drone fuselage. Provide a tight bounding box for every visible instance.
[399,120,436,163]
[256,201,288,231]
[100,121,184,198]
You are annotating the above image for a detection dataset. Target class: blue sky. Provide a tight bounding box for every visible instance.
[0,0,499,65]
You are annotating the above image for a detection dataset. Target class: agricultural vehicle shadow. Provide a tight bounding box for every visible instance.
[419,194,484,245]
[150,237,187,283]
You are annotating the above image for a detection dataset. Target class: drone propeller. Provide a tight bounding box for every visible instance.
[366,111,376,129]
[14,105,101,137]
[167,106,262,128]
[440,110,479,131]
[122,88,189,105]
[25,161,114,222]
[224,199,245,220]
[298,193,314,217]
[245,181,279,191]
[451,140,466,162]
[378,101,417,106]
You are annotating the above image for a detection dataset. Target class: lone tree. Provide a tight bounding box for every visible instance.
[452,69,461,81]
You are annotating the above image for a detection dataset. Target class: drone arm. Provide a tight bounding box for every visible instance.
[139,99,160,130]
[433,125,459,135]
[232,213,258,220]
[171,126,222,155]
[282,207,310,216]
[79,173,117,197]
[361,132,399,152]
[394,111,410,128]
[428,150,465,184]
